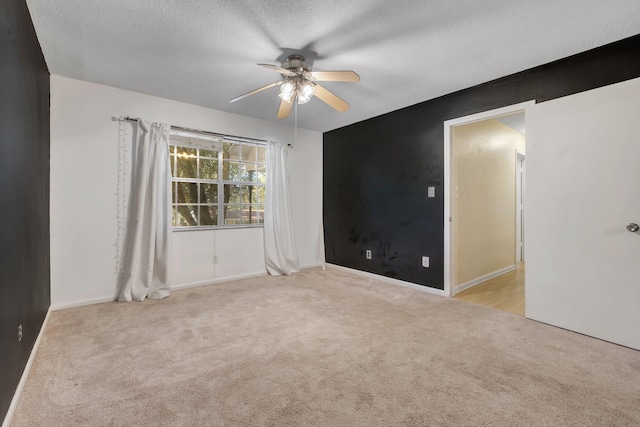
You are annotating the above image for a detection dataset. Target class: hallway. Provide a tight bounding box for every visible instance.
[454,263,525,316]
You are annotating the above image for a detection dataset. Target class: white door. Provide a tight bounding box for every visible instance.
[526,77,640,350]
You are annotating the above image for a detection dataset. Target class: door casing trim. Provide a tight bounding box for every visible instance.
[443,100,535,298]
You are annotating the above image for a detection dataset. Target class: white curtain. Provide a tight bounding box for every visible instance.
[264,141,300,275]
[119,120,172,301]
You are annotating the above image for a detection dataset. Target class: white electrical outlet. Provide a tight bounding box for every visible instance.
[428,186,436,198]
[366,250,372,259]
[422,256,429,268]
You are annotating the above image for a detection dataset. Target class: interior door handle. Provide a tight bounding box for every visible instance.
[627,223,639,232]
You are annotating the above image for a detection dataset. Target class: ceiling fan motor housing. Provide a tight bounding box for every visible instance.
[282,55,311,73]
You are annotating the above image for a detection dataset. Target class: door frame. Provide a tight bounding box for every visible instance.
[515,151,526,262]
[443,100,535,298]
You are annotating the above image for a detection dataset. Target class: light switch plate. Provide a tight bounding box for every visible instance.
[428,187,435,198]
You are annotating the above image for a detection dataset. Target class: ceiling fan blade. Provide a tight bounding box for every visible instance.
[313,84,350,112]
[258,63,297,76]
[310,70,360,82]
[277,92,295,119]
[229,81,281,103]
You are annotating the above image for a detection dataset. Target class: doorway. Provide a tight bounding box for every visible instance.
[443,101,534,316]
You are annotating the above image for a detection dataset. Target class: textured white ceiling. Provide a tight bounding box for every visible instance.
[25,0,640,132]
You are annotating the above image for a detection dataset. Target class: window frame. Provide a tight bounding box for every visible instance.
[169,128,267,231]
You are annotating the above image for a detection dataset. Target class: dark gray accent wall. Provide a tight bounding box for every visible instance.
[0,0,50,421]
[324,34,640,289]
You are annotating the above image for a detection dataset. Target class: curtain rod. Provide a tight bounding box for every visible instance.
[120,116,291,147]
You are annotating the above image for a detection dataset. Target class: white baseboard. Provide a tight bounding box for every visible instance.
[171,271,267,291]
[2,307,51,427]
[51,295,116,311]
[51,272,270,310]
[299,263,325,270]
[454,264,516,295]
[327,264,447,297]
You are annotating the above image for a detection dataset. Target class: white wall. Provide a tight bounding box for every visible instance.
[50,75,323,309]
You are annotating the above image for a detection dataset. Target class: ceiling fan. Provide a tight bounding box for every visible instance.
[229,55,360,119]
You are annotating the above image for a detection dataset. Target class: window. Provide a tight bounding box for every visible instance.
[170,129,266,229]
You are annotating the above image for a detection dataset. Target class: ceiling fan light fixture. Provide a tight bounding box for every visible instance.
[278,92,293,103]
[297,81,315,104]
[297,94,311,104]
[279,81,295,102]
[230,55,357,118]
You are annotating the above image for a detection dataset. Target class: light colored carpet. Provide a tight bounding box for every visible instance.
[11,268,640,426]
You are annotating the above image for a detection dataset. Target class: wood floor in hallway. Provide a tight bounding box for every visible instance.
[454,263,525,316]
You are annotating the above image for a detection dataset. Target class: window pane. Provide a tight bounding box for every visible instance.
[200,158,218,180]
[257,164,266,183]
[177,182,198,204]
[244,163,258,182]
[225,184,241,204]
[176,155,197,179]
[177,147,197,157]
[200,183,218,204]
[257,146,266,163]
[199,149,217,158]
[250,205,264,224]
[223,142,241,160]
[170,154,175,176]
[222,161,239,181]
[224,205,242,225]
[241,206,252,224]
[239,185,251,203]
[249,185,265,204]
[199,206,217,226]
[246,185,256,204]
[174,205,197,226]
[237,162,249,181]
[242,144,257,162]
